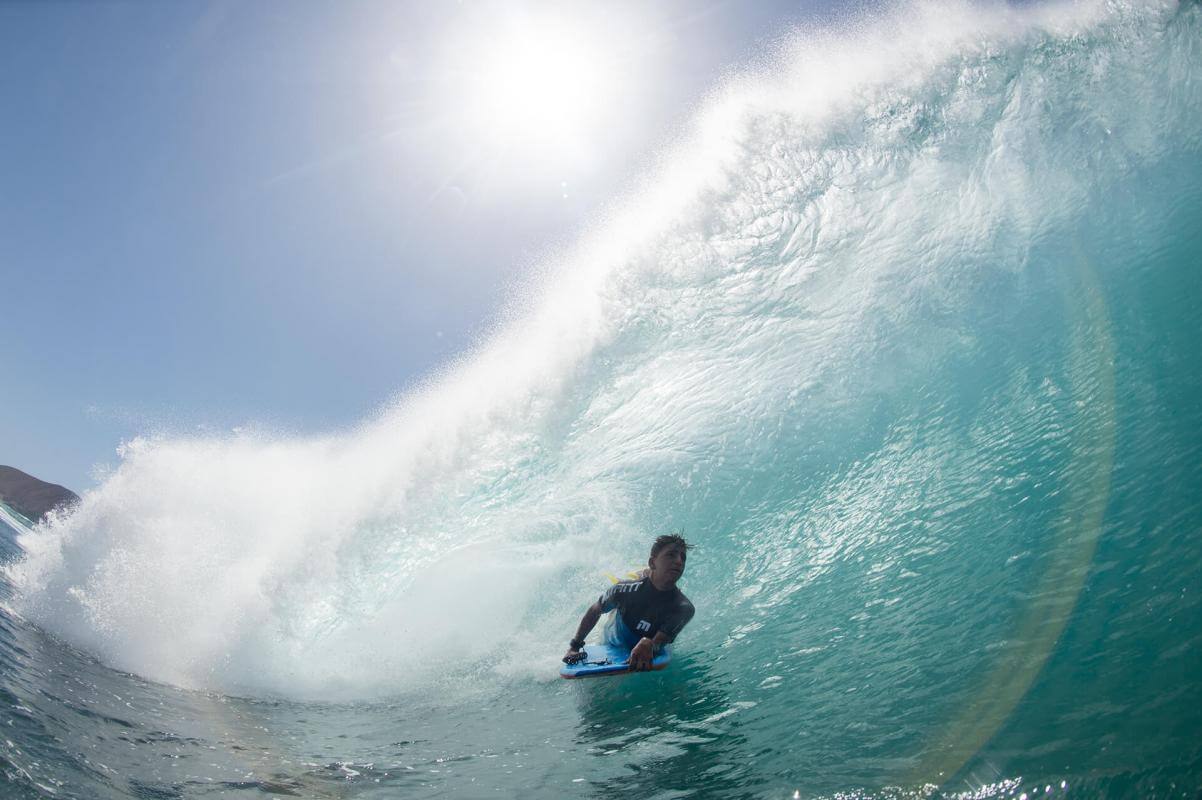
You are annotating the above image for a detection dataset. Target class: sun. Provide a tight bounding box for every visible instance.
[470,21,611,144]
[434,6,654,171]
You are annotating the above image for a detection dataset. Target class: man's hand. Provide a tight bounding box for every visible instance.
[563,648,587,665]
[629,637,655,671]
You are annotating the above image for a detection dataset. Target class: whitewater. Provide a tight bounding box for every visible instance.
[3,1,1201,797]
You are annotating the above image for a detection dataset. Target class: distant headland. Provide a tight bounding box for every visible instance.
[0,466,79,523]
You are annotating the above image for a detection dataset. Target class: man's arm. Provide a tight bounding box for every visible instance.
[629,598,694,670]
[563,600,604,663]
[628,631,672,671]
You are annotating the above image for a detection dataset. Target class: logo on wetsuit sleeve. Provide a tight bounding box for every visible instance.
[636,620,651,632]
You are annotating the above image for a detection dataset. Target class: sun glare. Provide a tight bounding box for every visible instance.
[435,7,657,172]
[472,23,610,142]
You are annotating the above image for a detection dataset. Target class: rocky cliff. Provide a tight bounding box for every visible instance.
[0,465,79,523]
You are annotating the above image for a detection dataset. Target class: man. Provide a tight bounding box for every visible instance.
[563,533,695,671]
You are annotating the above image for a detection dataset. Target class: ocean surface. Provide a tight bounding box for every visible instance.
[3,1,1201,797]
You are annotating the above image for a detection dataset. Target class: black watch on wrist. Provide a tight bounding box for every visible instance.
[570,638,586,650]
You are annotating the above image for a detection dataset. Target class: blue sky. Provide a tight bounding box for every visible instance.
[2,1,845,492]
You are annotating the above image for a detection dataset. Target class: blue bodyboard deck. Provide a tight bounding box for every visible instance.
[559,643,671,679]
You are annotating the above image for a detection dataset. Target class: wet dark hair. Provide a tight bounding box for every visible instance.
[650,533,692,560]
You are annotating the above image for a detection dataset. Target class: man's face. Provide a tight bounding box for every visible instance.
[650,544,687,585]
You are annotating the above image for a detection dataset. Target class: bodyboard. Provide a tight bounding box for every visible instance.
[559,642,671,679]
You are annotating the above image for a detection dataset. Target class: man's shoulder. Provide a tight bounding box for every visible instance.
[607,578,646,593]
[675,589,694,610]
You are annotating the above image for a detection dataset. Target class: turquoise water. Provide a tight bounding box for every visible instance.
[3,1,1202,797]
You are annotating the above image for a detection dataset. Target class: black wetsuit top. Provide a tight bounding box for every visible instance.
[598,578,695,643]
